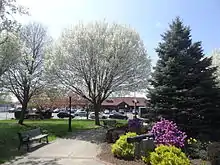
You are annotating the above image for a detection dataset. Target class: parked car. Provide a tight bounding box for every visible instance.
[132,109,138,115]
[8,108,15,113]
[14,109,28,119]
[74,111,87,117]
[104,109,110,114]
[111,110,117,113]
[71,109,77,113]
[57,112,75,118]
[89,112,106,119]
[53,108,60,113]
[109,112,128,120]
[119,109,125,114]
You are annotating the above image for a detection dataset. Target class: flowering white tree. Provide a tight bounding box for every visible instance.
[0,0,28,44]
[48,21,151,125]
[0,34,20,78]
[3,23,50,124]
[0,0,27,79]
[212,49,220,86]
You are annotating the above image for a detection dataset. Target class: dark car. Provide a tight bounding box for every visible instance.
[57,112,75,118]
[109,112,128,120]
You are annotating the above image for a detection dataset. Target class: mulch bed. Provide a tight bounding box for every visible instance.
[98,143,212,165]
[98,143,145,165]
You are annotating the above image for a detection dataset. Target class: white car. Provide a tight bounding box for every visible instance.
[104,110,110,114]
[75,111,87,117]
[111,110,117,113]
[89,112,105,119]
[119,109,125,114]
[53,108,60,113]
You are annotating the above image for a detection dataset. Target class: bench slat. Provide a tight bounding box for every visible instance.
[30,134,48,141]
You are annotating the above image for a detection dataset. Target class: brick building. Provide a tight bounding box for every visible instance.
[101,97,148,111]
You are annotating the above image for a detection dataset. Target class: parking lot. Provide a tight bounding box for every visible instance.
[0,112,134,120]
[0,112,14,120]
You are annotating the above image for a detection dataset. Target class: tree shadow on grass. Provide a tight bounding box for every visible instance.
[4,157,61,165]
[65,127,106,144]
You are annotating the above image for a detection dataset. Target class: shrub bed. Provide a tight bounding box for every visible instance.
[142,145,190,165]
[111,132,137,159]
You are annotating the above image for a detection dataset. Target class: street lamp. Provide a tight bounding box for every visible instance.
[133,99,138,118]
[68,91,74,132]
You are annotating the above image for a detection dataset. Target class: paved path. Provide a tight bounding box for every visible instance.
[3,128,111,165]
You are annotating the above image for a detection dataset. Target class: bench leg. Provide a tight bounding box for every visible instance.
[46,136,49,143]
[26,143,29,152]
[18,142,21,151]
[39,139,41,143]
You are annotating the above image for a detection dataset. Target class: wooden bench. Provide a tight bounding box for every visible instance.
[18,128,49,151]
[103,120,117,129]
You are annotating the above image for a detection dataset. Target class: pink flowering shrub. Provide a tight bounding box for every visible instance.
[150,118,187,148]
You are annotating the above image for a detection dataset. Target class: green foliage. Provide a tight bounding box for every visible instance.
[148,17,220,139]
[146,145,190,165]
[115,122,128,128]
[207,142,220,165]
[142,154,151,164]
[111,132,137,159]
[186,138,210,160]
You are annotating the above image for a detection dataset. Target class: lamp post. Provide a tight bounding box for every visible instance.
[68,91,74,132]
[133,99,137,118]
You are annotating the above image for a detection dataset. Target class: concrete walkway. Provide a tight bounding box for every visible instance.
[4,129,111,165]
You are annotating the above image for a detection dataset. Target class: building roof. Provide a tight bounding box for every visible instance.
[102,97,148,107]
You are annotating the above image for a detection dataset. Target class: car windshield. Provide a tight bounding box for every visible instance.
[113,112,122,115]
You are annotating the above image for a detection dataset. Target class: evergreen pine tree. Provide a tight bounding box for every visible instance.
[149,17,220,139]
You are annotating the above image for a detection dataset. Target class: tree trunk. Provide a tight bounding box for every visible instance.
[86,108,89,120]
[94,102,101,125]
[18,102,28,125]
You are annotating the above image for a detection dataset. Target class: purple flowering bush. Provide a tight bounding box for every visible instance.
[128,118,142,133]
[150,118,187,148]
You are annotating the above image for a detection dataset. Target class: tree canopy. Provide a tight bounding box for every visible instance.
[3,23,50,124]
[47,21,151,125]
[148,17,220,139]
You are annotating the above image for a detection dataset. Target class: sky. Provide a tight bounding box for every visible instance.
[14,0,220,99]
[17,0,220,65]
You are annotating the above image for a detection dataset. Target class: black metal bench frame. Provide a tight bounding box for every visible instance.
[127,133,155,158]
[18,128,49,151]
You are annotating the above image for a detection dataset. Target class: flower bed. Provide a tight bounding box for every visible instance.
[102,118,213,165]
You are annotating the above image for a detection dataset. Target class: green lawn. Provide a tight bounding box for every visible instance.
[0,119,99,164]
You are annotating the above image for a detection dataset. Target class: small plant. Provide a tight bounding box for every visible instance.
[111,132,137,159]
[142,154,151,164]
[145,145,190,165]
[186,137,209,160]
[187,137,197,144]
[150,118,187,148]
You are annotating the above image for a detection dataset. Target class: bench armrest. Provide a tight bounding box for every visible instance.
[23,136,30,142]
[18,133,30,142]
[41,129,48,134]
